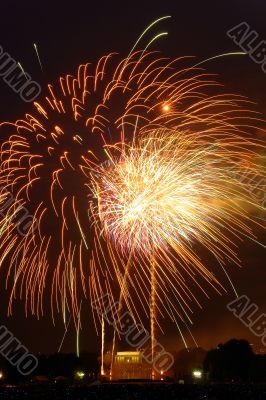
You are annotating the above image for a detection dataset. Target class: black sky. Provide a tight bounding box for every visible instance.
[0,0,266,356]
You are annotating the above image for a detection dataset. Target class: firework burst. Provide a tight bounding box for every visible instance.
[90,128,266,335]
[0,50,265,341]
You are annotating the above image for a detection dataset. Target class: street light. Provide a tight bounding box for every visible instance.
[193,370,202,379]
[76,371,85,379]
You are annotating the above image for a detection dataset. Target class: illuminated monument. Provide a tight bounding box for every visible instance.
[111,351,152,380]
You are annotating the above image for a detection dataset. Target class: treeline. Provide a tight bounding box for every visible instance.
[0,352,99,383]
[173,339,266,383]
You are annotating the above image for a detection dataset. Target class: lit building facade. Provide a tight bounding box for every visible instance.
[111,351,152,380]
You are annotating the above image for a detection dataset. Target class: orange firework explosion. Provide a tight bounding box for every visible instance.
[90,128,266,336]
[0,51,265,336]
[92,130,265,258]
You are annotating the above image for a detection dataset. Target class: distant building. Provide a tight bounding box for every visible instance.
[111,351,152,380]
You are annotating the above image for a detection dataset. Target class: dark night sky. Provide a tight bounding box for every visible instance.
[0,0,265,356]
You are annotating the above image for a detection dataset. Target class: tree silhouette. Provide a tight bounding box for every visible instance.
[204,339,254,382]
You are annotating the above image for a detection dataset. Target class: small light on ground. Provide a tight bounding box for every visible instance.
[193,370,202,379]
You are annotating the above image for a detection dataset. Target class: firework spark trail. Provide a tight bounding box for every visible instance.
[33,43,44,72]
[101,314,105,376]
[128,15,171,57]
[76,300,82,357]
[0,48,265,348]
[110,250,133,368]
[150,256,156,370]
[58,314,72,352]
[17,62,27,79]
